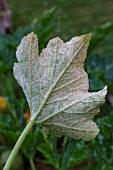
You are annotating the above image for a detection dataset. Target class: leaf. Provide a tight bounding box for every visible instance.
[37,135,59,168]
[13,32,107,140]
[60,138,90,170]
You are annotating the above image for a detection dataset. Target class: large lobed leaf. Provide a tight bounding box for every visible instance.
[13,32,107,140]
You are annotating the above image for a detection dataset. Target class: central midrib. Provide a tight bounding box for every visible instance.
[29,36,33,114]
[31,37,88,122]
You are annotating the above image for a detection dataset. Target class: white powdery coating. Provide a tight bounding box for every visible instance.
[13,32,107,140]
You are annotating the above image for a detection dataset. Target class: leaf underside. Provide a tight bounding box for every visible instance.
[13,32,107,140]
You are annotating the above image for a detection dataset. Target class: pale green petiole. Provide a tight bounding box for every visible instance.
[3,119,34,170]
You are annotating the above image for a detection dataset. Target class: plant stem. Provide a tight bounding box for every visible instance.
[29,158,36,170]
[3,120,34,170]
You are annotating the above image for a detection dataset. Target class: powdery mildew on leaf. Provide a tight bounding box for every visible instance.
[13,32,107,140]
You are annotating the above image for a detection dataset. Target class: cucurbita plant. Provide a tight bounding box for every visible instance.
[4,32,107,170]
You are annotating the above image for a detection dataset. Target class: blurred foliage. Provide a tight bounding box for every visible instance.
[86,55,113,92]
[0,7,57,70]
[88,22,113,55]
[37,136,90,170]
[0,150,24,170]
[93,111,113,168]
[0,97,46,169]
[82,111,113,170]
[0,6,113,170]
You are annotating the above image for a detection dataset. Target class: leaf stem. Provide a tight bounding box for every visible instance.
[3,120,34,170]
[29,158,36,170]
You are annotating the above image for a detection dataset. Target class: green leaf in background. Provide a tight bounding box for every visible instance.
[22,129,45,159]
[37,134,59,168]
[86,55,113,91]
[83,111,113,170]
[59,138,90,170]
[88,22,113,54]
[13,32,107,140]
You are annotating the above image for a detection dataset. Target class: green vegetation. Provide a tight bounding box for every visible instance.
[8,0,113,54]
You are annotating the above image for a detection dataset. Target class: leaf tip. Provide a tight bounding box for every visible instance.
[27,32,37,39]
[83,34,92,42]
[102,85,107,97]
[104,85,107,92]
